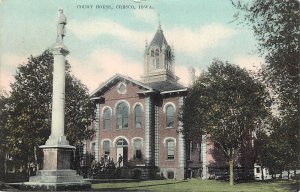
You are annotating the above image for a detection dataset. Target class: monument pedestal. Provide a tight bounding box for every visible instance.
[23,145,91,191]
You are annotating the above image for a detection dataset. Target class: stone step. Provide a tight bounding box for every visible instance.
[36,169,77,176]
[29,175,83,183]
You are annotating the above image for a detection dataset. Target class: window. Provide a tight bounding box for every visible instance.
[118,83,126,94]
[256,167,260,173]
[151,49,154,56]
[116,102,129,129]
[133,139,142,160]
[155,48,159,56]
[116,138,128,146]
[155,58,159,69]
[103,141,110,159]
[134,105,142,128]
[166,140,175,160]
[103,108,111,130]
[166,105,175,128]
[91,143,96,158]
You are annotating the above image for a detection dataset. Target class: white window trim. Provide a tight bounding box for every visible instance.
[163,102,176,113]
[114,100,131,115]
[101,106,113,117]
[101,139,113,147]
[131,137,144,147]
[113,136,129,147]
[163,137,176,147]
[132,102,144,112]
[117,82,127,94]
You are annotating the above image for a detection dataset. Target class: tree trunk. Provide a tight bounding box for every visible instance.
[261,165,264,181]
[229,159,234,186]
[287,170,290,180]
[34,146,39,172]
[4,153,7,182]
[280,171,282,179]
[27,161,30,177]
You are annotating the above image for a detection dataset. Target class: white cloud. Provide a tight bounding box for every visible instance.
[133,9,157,24]
[69,19,151,48]
[175,65,189,86]
[69,48,143,92]
[165,23,236,57]
[233,55,264,72]
[0,53,27,91]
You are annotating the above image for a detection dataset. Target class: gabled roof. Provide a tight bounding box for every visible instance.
[90,74,187,98]
[90,74,155,97]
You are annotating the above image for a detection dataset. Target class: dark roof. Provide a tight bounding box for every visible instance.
[149,27,168,48]
[146,80,186,92]
[90,74,187,97]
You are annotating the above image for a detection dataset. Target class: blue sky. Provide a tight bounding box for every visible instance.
[0,0,263,92]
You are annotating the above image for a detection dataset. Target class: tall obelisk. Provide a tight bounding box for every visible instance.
[24,9,90,191]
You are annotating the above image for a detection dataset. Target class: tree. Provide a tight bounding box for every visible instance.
[232,0,300,174]
[3,50,96,174]
[182,59,270,185]
[0,90,10,180]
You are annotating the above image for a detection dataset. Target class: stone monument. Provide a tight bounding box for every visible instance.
[22,9,91,191]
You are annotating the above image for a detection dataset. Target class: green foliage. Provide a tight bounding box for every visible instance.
[182,59,270,184]
[0,91,10,156]
[1,50,96,164]
[256,118,298,175]
[232,0,300,172]
[183,59,270,157]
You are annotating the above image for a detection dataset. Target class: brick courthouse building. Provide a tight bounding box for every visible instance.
[84,25,253,180]
[84,25,204,180]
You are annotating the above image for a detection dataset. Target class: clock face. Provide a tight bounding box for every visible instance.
[118,83,126,94]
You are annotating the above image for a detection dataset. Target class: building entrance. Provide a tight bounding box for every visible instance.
[116,138,128,167]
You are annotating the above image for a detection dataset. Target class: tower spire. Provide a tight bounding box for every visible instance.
[158,13,162,31]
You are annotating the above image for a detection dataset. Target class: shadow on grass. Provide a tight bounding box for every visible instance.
[276,180,300,192]
[92,180,187,191]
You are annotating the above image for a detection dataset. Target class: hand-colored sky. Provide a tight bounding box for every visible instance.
[0,0,263,93]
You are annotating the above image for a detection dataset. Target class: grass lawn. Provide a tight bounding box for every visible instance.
[92,179,299,192]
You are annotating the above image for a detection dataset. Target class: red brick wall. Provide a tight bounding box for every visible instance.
[87,80,185,173]
[97,81,146,162]
[157,95,180,168]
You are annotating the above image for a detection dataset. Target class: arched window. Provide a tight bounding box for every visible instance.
[166,105,175,128]
[151,49,155,56]
[116,102,129,129]
[103,140,110,159]
[155,48,159,56]
[133,139,142,160]
[134,105,142,128]
[166,139,175,160]
[103,108,111,130]
[116,138,128,146]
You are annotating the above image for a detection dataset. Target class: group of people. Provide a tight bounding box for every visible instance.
[92,154,123,170]
[89,154,124,179]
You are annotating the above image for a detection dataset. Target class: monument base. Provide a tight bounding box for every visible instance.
[21,181,91,191]
[23,144,91,191]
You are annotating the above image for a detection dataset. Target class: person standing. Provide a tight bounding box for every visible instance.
[118,154,123,167]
